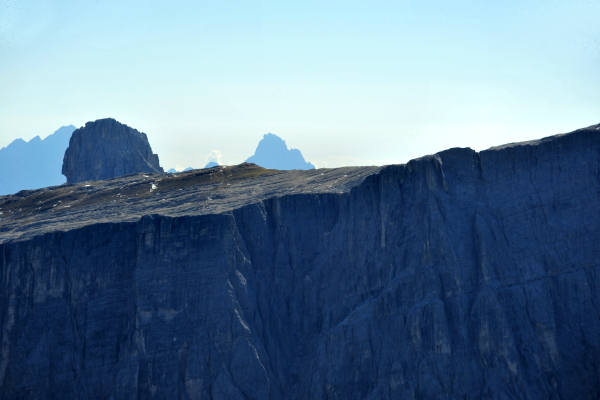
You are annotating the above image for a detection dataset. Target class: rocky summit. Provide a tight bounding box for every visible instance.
[246,133,315,170]
[61,118,163,184]
[1,124,599,399]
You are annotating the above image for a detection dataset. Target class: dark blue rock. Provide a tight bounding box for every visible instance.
[0,124,599,399]
[62,118,163,184]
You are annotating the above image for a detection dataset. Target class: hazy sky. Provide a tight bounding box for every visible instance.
[1,0,599,170]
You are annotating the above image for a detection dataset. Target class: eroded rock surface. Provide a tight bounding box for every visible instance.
[1,124,599,399]
[61,118,163,184]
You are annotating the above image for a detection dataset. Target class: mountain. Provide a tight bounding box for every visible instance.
[0,125,75,195]
[167,167,198,173]
[204,161,219,168]
[0,124,599,398]
[62,118,163,184]
[246,133,315,170]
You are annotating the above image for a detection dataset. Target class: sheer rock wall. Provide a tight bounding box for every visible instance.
[1,125,599,399]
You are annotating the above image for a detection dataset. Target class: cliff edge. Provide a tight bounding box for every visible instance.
[0,124,599,399]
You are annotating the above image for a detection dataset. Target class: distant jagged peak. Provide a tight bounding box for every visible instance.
[4,137,26,149]
[204,149,222,169]
[166,166,199,173]
[204,161,219,168]
[246,132,314,170]
[49,125,77,137]
[0,124,76,195]
[1,124,75,152]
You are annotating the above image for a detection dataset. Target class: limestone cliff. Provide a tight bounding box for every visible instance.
[1,124,599,399]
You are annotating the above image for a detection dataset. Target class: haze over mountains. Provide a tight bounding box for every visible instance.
[171,133,315,172]
[0,125,75,195]
[246,133,315,170]
[0,120,315,195]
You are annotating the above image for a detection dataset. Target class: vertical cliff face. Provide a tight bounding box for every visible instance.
[1,126,599,398]
[62,118,163,184]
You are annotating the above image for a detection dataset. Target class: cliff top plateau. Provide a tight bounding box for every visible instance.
[0,163,379,243]
[1,123,598,244]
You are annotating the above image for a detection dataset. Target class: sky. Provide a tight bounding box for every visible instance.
[1,0,599,170]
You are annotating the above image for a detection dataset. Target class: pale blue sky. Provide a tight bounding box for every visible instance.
[1,0,599,169]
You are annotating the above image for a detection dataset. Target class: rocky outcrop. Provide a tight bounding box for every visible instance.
[61,118,163,184]
[1,124,599,399]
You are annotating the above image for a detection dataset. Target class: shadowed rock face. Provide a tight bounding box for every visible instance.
[1,124,599,399]
[62,118,163,184]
